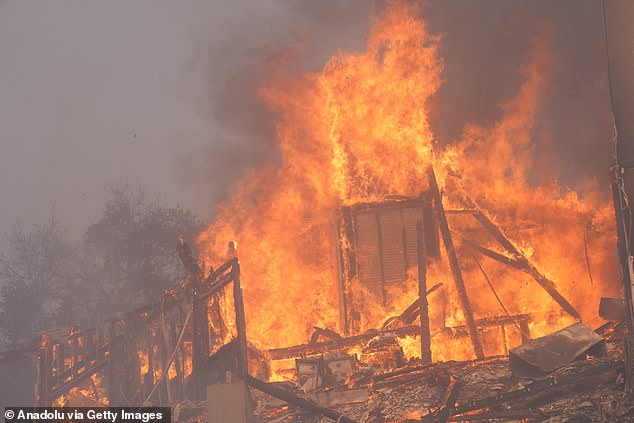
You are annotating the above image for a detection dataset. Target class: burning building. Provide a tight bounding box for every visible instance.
[196,0,618,361]
[1,1,631,421]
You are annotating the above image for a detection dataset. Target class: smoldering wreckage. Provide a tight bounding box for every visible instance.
[4,1,634,422]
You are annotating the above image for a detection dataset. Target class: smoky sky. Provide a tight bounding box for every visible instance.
[0,0,613,248]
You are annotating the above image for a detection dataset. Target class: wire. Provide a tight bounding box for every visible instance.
[141,305,193,406]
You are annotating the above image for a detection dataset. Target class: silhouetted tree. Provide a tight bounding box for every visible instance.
[0,212,76,345]
[0,184,203,344]
[75,183,203,323]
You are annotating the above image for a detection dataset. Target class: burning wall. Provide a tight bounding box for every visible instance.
[197,1,619,359]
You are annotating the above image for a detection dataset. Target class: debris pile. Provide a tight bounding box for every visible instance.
[246,321,630,422]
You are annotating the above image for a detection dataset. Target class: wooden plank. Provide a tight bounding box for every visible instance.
[385,282,443,327]
[246,375,357,423]
[267,326,421,360]
[427,167,484,358]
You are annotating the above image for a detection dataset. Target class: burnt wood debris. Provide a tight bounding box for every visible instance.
[0,162,630,422]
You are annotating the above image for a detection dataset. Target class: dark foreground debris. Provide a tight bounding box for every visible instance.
[246,330,629,423]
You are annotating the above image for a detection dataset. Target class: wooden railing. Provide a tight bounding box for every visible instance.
[33,256,246,406]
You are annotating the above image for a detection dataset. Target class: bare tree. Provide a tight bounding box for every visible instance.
[0,211,76,345]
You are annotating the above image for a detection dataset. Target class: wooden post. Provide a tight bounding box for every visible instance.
[416,222,432,364]
[56,342,64,387]
[232,261,249,378]
[427,167,485,359]
[191,289,203,400]
[37,346,50,406]
[500,325,508,355]
[73,336,80,378]
[519,319,531,344]
[107,320,123,406]
[335,208,351,336]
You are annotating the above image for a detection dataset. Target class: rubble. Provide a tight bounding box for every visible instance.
[248,328,629,422]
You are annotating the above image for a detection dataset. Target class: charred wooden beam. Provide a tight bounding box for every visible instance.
[385,283,443,328]
[233,261,249,378]
[442,314,531,338]
[427,167,484,358]
[462,239,521,268]
[49,357,108,400]
[200,272,236,302]
[55,341,64,387]
[519,319,531,344]
[470,210,580,319]
[270,314,527,361]
[191,288,205,401]
[203,257,237,286]
[435,376,461,422]
[310,327,343,344]
[417,222,432,364]
[267,326,420,360]
[335,208,351,336]
[245,375,358,423]
[176,236,204,281]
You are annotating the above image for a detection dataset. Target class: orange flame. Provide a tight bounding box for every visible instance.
[197,1,618,364]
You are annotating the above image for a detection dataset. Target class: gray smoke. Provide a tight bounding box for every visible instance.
[0,0,613,246]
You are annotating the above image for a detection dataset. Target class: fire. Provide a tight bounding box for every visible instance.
[439,29,619,339]
[197,0,618,364]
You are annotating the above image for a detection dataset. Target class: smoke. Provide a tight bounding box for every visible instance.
[184,0,612,207]
[423,0,612,189]
[176,1,373,209]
